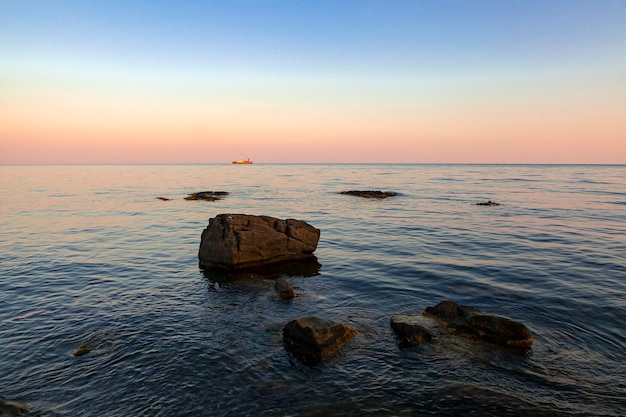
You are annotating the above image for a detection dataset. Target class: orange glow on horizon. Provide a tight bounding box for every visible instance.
[1,71,624,164]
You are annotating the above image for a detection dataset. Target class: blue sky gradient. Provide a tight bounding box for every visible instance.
[1,0,625,163]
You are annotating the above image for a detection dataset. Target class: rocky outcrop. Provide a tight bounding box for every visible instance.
[390,301,533,349]
[283,317,357,364]
[475,200,500,206]
[423,301,533,348]
[340,190,398,199]
[198,214,320,269]
[274,278,295,300]
[0,397,29,417]
[185,191,229,201]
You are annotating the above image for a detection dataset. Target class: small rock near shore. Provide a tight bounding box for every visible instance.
[274,278,295,300]
[283,317,357,364]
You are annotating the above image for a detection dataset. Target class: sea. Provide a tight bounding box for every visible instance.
[1,164,625,416]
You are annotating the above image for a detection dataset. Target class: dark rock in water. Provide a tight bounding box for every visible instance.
[185,191,229,201]
[475,200,501,206]
[73,346,91,357]
[464,315,534,348]
[390,315,433,346]
[198,214,320,269]
[274,277,295,300]
[340,190,398,199]
[201,256,321,283]
[424,301,533,348]
[156,197,171,201]
[0,396,29,417]
[283,317,357,364]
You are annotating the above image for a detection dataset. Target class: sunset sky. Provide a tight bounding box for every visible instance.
[1,0,625,164]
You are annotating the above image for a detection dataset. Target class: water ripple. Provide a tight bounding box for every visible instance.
[1,164,625,416]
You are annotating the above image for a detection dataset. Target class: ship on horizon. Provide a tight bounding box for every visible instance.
[232,158,253,164]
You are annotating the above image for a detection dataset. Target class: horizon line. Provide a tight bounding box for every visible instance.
[2,162,625,167]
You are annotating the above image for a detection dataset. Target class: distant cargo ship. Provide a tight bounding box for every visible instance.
[232,158,253,164]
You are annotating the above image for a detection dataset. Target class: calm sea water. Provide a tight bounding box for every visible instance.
[1,164,625,416]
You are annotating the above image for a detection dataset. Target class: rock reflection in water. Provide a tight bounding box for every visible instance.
[200,255,321,283]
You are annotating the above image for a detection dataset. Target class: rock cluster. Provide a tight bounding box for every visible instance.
[196,214,534,366]
[475,200,501,206]
[391,301,533,349]
[197,214,357,364]
[340,190,398,199]
[198,214,320,269]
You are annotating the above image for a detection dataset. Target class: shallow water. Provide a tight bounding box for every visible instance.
[1,164,625,416]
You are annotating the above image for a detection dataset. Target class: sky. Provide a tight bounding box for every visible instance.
[1,0,625,164]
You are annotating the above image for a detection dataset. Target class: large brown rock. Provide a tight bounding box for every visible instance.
[283,317,357,364]
[198,214,320,269]
[424,301,533,348]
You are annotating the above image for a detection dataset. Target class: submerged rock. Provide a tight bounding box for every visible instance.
[274,278,295,300]
[390,314,434,346]
[198,214,320,269]
[73,346,91,357]
[185,191,229,201]
[340,190,398,199]
[283,317,357,364]
[475,200,501,206]
[424,301,533,348]
[156,197,171,201]
[0,397,29,417]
